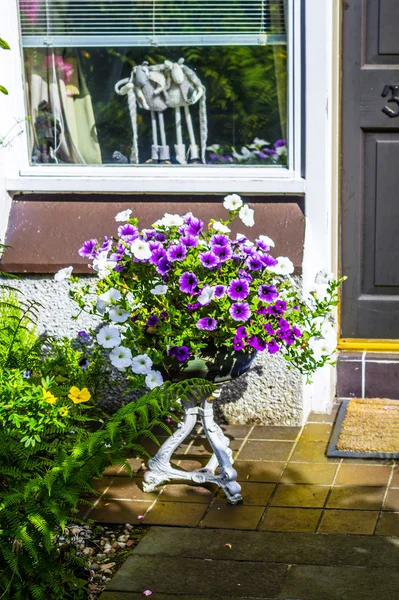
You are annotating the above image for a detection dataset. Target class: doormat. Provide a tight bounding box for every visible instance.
[327,398,399,458]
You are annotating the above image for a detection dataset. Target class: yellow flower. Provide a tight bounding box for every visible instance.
[42,388,57,405]
[68,386,91,404]
[59,407,69,417]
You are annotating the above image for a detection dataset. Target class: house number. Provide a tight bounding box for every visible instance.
[382,85,399,117]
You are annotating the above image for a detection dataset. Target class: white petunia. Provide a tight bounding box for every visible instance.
[315,269,333,285]
[92,252,117,279]
[239,204,255,227]
[109,345,132,370]
[269,256,294,275]
[54,266,73,282]
[96,288,122,313]
[96,326,121,349]
[115,208,132,222]
[198,285,215,306]
[145,370,164,390]
[130,238,152,260]
[309,335,337,361]
[151,284,168,295]
[131,354,153,375]
[321,319,336,340]
[257,234,275,248]
[206,144,220,152]
[223,194,243,211]
[249,137,271,148]
[125,291,136,305]
[212,221,231,233]
[311,285,329,301]
[154,213,184,228]
[109,306,130,323]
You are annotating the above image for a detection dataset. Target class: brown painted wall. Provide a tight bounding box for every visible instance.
[1,194,305,274]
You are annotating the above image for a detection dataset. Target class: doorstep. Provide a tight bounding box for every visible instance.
[337,351,399,399]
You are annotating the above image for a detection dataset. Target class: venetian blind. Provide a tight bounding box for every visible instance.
[19,0,287,47]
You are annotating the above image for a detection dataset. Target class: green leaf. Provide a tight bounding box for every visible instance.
[0,85,8,95]
[0,38,10,50]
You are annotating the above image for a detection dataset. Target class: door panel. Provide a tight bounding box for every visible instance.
[341,0,399,338]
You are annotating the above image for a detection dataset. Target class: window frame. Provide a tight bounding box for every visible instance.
[1,0,304,194]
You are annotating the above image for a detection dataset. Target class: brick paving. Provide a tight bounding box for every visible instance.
[84,403,399,535]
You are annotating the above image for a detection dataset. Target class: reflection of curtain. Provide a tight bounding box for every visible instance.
[24,49,102,164]
[270,0,287,140]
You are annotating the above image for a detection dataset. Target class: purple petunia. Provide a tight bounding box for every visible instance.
[147,315,159,327]
[78,239,98,259]
[182,215,203,237]
[238,269,253,283]
[278,318,290,331]
[267,300,287,316]
[155,232,167,243]
[227,279,249,301]
[292,326,302,337]
[256,306,268,315]
[196,317,217,331]
[229,302,251,322]
[274,139,287,148]
[260,253,278,268]
[181,234,199,248]
[263,323,275,336]
[179,272,198,294]
[210,234,230,248]
[150,246,167,265]
[236,326,248,339]
[187,302,201,311]
[99,236,113,253]
[246,256,263,271]
[233,336,245,351]
[168,345,190,362]
[118,223,138,242]
[213,244,233,262]
[166,243,187,262]
[114,264,124,272]
[267,340,280,354]
[248,336,267,352]
[79,357,90,371]
[258,284,279,303]
[214,285,226,298]
[160,311,168,318]
[199,251,219,269]
[77,330,91,343]
[156,257,171,276]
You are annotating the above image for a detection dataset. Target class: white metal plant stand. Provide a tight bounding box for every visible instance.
[142,388,242,504]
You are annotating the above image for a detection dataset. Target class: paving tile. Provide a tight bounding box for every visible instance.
[389,465,399,487]
[279,564,399,600]
[270,484,329,508]
[87,499,153,523]
[260,507,321,533]
[281,463,338,485]
[172,458,209,471]
[200,503,264,529]
[107,555,287,597]
[249,426,301,441]
[184,436,213,457]
[336,358,362,398]
[216,482,275,506]
[238,440,294,461]
[144,501,207,526]
[384,488,399,511]
[160,484,215,504]
[100,477,159,501]
[365,361,399,398]
[290,440,338,463]
[308,405,339,424]
[234,460,286,483]
[326,486,385,510]
[335,464,392,487]
[376,512,399,535]
[221,424,252,439]
[318,510,379,534]
[299,423,332,442]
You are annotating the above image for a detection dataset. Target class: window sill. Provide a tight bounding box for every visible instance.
[7,170,306,195]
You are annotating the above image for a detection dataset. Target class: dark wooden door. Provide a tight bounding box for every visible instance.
[341,0,399,338]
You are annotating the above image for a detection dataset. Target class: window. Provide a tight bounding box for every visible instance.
[19,0,289,168]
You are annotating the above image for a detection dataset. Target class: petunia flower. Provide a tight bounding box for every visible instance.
[54,266,73,282]
[68,386,91,404]
[166,243,187,262]
[109,307,130,323]
[239,204,255,227]
[210,234,230,248]
[198,285,216,306]
[213,244,233,262]
[199,251,219,269]
[229,302,251,322]
[78,239,97,259]
[257,234,275,248]
[223,194,243,210]
[151,284,168,295]
[179,272,198,294]
[196,317,217,331]
[146,315,159,327]
[118,223,138,241]
[246,256,263,271]
[115,208,132,222]
[267,340,280,354]
[212,221,231,233]
[168,345,190,361]
[233,336,245,351]
[214,285,226,298]
[269,256,294,275]
[132,354,153,375]
[258,284,278,303]
[131,238,152,260]
[109,346,133,370]
[227,279,249,301]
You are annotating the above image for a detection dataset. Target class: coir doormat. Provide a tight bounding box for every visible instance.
[327,398,399,459]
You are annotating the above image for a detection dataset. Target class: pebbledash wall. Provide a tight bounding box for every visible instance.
[0,1,340,425]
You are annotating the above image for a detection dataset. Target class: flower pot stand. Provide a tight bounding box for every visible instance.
[142,388,242,504]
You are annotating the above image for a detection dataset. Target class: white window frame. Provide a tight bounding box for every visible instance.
[0,0,304,194]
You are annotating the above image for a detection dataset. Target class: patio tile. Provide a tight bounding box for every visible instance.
[318,510,378,534]
[299,423,332,442]
[281,463,338,485]
[234,460,286,483]
[384,488,399,511]
[160,484,215,504]
[389,466,399,487]
[260,507,322,533]
[215,482,275,506]
[184,436,213,457]
[270,484,329,508]
[87,499,153,523]
[307,405,339,424]
[221,424,252,439]
[249,426,301,441]
[144,501,208,527]
[200,503,264,529]
[335,465,392,487]
[238,440,294,461]
[290,441,338,463]
[326,486,385,510]
[172,458,209,471]
[100,477,159,502]
[376,512,399,535]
